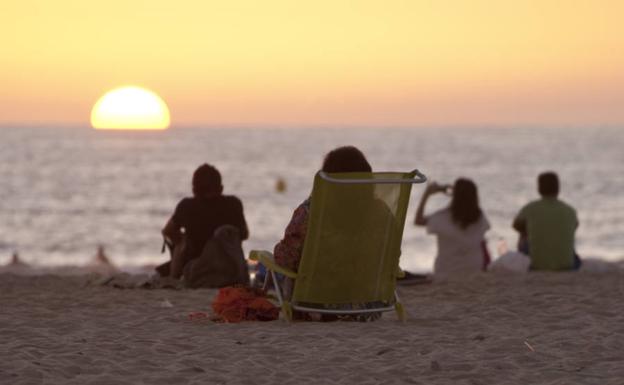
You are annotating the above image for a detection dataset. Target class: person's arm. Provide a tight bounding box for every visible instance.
[274,203,309,272]
[162,217,183,245]
[414,183,437,226]
[233,198,249,240]
[512,214,526,235]
[163,198,193,279]
[163,198,187,246]
[162,216,187,279]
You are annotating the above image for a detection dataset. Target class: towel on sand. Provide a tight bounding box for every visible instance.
[211,286,279,322]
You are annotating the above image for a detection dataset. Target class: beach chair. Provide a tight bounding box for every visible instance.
[250,169,427,321]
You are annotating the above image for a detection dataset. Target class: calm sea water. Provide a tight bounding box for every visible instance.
[1,126,623,272]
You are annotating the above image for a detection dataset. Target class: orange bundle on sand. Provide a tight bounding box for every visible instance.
[211,286,280,323]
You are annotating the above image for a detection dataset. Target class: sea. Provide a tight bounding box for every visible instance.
[1,126,623,273]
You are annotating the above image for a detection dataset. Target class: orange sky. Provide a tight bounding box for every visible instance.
[1,1,623,127]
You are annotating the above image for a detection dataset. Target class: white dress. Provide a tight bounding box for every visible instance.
[426,208,490,278]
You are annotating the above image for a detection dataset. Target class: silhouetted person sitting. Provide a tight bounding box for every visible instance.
[272,146,375,290]
[513,172,581,271]
[160,164,249,286]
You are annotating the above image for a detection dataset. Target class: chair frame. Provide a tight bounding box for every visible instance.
[250,169,426,321]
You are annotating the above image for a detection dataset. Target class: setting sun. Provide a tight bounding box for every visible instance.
[90,86,170,130]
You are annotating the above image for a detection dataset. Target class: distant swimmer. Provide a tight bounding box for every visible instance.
[275,177,287,193]
[10,251,28,266]
[88,244,118,274]
[95,245,113,265]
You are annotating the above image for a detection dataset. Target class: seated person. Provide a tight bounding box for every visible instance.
[414,179,490,278]
[273,146,379,320]
[161,163,249,280]
[274,146,374,275]
[513,171,581,271]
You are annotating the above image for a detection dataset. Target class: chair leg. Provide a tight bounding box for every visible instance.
[281,301,293,322]
[394,291,406,322]
[270,270,292,322]
[395,302,406,322]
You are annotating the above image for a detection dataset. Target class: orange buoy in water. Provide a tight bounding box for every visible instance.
[275,178,287,193]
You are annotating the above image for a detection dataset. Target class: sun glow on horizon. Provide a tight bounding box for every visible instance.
[91,86,170,130]
[3,1,624,127]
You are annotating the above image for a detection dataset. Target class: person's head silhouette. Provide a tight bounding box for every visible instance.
[192,163,223,198]
[322,146,372,173]
[450,178,482,229]
[538,172,559,198]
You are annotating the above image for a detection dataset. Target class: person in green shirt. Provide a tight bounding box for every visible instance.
[513,172,581,271]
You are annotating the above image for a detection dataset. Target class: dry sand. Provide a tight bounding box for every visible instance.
[1,271,624,385]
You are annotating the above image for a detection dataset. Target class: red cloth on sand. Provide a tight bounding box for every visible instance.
[211,286,279,323]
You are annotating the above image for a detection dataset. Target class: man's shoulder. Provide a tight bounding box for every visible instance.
[521,198,551,211]
[555,199,577,215]
[539,197,576,213]
[172,197,195,223]
[220,195,244,207]
[522,198,576,215]
[176,196,195,208]
[524,199,543,209]
[515,200,540,220]
[179,195,242,208]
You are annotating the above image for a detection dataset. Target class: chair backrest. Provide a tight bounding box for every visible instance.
[292,171,419,305]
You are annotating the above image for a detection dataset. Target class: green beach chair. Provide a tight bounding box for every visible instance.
[250,169,427,321]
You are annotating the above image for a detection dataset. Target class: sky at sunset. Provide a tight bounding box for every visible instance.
[1,0,623,128]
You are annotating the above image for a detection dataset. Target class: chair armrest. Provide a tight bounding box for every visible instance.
[249,250,298,279]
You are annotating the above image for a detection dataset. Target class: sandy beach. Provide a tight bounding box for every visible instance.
[2,271,623,385]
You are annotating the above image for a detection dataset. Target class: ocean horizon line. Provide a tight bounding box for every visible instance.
[0,123,621,131]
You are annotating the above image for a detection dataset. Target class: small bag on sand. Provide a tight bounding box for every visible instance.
[183,225,250,288]
[489,251,530,273]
